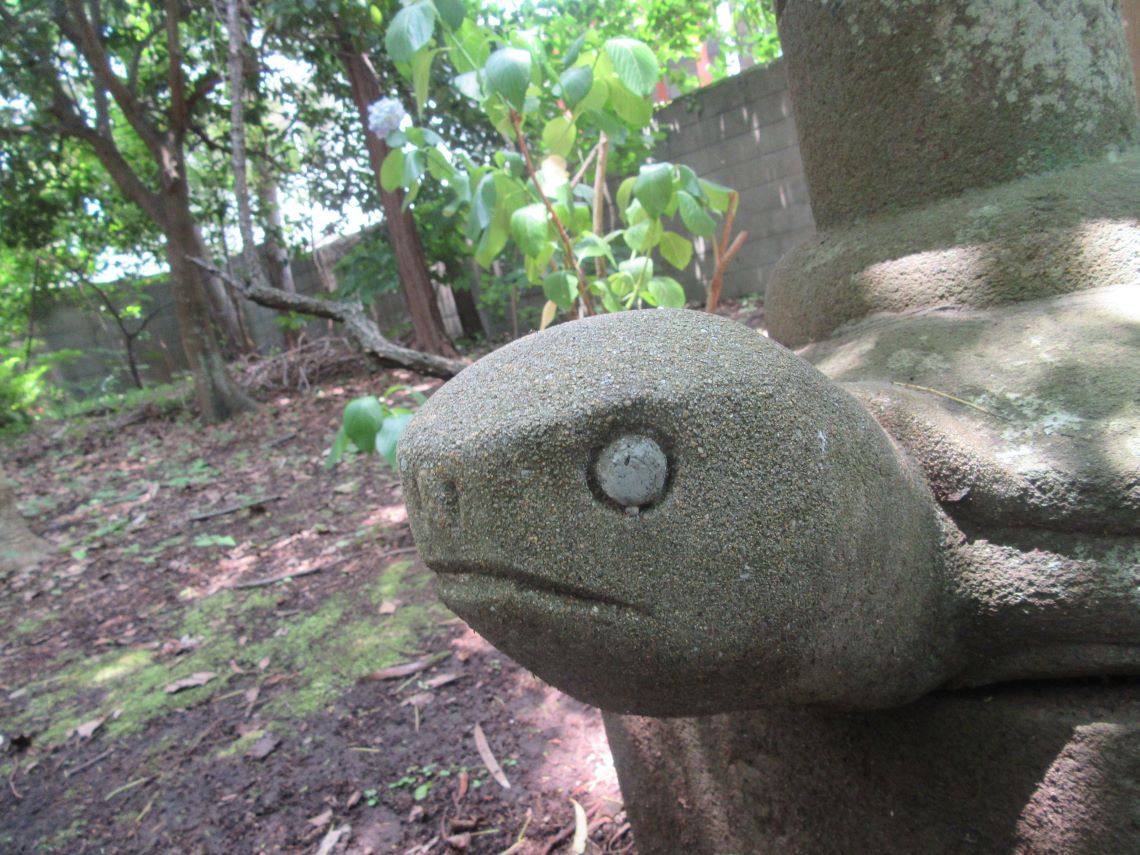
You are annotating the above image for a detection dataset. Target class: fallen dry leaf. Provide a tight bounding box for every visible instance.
[245,733,280,760]
[473,723,510,790]
[377,600,399,615]
[314,823,351,855]
[400,692,434,708]
[308,808,333,828]
[163,671,216,694]
[422,672,462,689]
[362,654,449,682]
[444,832,471,850]
[73,717,105,740]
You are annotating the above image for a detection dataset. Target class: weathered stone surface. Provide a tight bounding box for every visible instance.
[766,149,1140,346]
[398,1,1140,851]
[779,0,1139,228]
[604,682,1140,855]
[400,310,954,715]
[805,284,1140,534]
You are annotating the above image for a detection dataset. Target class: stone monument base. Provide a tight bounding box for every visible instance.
[604,681,1140,854]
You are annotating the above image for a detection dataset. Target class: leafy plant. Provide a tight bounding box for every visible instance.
[0,347,80,430]
[325,385,426,470]
[378,2,746,325]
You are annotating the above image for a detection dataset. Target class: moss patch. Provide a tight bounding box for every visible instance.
[3,560,445,748]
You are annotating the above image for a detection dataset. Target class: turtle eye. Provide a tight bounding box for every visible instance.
[591,434,669,510]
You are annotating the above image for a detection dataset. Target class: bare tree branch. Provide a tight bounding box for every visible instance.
[163,0,188,142]
[58,0,164,158]
[187,257,468,378]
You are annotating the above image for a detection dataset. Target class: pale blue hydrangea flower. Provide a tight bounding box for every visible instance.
[368,98,409,138]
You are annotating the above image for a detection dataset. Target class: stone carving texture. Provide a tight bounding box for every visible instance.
[401,1,1140,851]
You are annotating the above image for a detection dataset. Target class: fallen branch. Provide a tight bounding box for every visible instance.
[189,494,284,522]
[187,256,468,378]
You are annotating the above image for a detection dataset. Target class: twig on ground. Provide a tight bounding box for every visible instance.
[8,769,22,800]
[189,494,284,522]
[105,776,151,801]
[64,748,114,778]
[135,791,158,823]
[229,564,324,590]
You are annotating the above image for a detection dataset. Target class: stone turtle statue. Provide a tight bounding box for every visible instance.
[399,304,1139,718]
[399,0,1140,850]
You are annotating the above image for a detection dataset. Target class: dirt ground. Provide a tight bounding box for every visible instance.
[0,299,765,855]
[0,361,630,855]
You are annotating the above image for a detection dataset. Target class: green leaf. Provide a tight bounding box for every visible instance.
[543,270,578,311]
[386,1,437,64]
[485,47,532,110]
[474,217,509,267]
[698,179,733,213]
[577,77,609,113]
[369,4,383,26]
[633,163,673,219]
[574,232,616,266]
[623,217,662,252]
[426,147,455,182]
[342,396,385,455]
[492,173,530,217]
[563,33,586,68]
[380,149,405,192]
[525,241,557,283]
[444,21,489,74]
[510,204,549,256]
[403,149,426,187]
[616,176,636,213]
[376,412,414,469]
[453,70,481,100]
[620,256,653,283]
[542,116,577,158]
[472,173,497,230]
[600,286,624,313]
[325,427,350,469]
[647,276,687,308]
[559,66,593,108]
[677,191,716,237]
[603,38,659,96]
[659,231,693,270]
[675,164,703,199]
[411,49,434,116]
[431,0,464,30]
[606,81,652,127]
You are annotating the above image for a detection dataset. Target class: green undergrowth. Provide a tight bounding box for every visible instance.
[4,560,448,749]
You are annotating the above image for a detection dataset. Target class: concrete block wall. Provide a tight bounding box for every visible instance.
[653,59,815,302]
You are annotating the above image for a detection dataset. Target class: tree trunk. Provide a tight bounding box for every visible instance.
[257,176,299,347]
[451,284,486,340]
[166,195,257,422]
[0,465,49,574]
[337,37,459,358]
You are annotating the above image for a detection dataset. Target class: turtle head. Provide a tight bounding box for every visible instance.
[399,310,955,715]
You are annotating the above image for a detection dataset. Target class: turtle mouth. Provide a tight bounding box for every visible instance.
[429,559,645,614]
